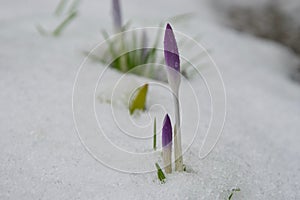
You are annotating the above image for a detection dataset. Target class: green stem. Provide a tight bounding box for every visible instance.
[153,117,157,150]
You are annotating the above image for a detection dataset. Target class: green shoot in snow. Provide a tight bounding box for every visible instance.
[153,117,157,150]
[155,163,166,183]
[228,188,241,200]
[53,11,78,36]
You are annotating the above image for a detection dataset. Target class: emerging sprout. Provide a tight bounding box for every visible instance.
[155,163,166,183]
[162,114,172,173]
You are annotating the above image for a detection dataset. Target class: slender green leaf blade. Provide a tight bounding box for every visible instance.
[153,117,157,150]
[52,11,78,36]
[155,163,166,183]
[228,188,240,200]
[54,0,68,16]
[68,0,81,14]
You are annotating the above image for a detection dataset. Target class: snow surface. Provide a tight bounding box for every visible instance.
[212,0,300,24]
[1,0,300,199]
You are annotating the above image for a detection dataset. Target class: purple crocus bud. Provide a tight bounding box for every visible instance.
[162,114,172,147]
[112,0,122,32]
[162,114,172,173]
[164,23,180,72]
[164,23,181,93]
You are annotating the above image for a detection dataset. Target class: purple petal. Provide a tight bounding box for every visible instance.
[112,0,122,31]
[164,23,180,72]
[162,114,172,147]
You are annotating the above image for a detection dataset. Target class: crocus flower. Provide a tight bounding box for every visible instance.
[164,23,181,94]
[164,23,180,72]
[162,114,172,173]
[112,0,122,32]
[164,23,184,172]
[162,114,172,147]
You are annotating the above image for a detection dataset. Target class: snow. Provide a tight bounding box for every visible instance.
[212,0,300,25]
[1,0,300,199]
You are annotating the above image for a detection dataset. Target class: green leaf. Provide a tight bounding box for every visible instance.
[52,11,78,36]
[129,84,148,115]
[153,117,157,150]
[228,188,240,200]
[68,0,81,14]
[155,163,166,183]
[54,0,68,16]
